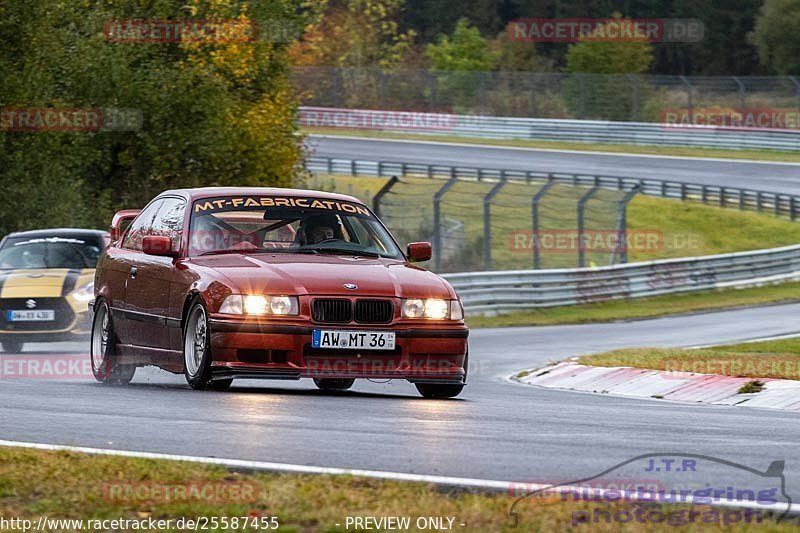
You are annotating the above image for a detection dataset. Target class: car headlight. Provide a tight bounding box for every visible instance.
[402,298,462,320]
[219,295,299,316]
[450,299,464,321]
[70,281,95,302]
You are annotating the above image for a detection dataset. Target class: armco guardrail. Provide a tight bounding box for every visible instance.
[300,106,800,152]
[303,156,800,219]
[443,244,800,314]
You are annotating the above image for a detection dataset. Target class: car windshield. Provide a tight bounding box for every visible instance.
[188,195,403,259]
[0,237,103,269]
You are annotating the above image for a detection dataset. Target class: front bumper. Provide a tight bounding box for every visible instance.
[207,319,468,383]
[0,301,92,342]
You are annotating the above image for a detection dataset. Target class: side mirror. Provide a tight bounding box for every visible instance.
[407,242,432,262]
[110,209,141,243]
[142,235,178,257]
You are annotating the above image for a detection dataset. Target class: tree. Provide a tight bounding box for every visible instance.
[425,18,497,71]
[562,15,654,120]
[750,0,800,74]
[289,0,416,69]
[422,18,498,112]
[490,31,552,72]
[565,19,653,74]
[0,0,307,235]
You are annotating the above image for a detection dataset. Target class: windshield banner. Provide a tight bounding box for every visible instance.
[193,196,371,217]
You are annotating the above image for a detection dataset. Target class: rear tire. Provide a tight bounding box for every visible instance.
[313,378,355,392]
[1,340,24,353]
[183,298,230,391]
[90,299,136,385]
[415,383,464,399]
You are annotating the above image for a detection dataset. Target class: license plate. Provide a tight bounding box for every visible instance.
[312,330,396,351]
[7,310,55,322]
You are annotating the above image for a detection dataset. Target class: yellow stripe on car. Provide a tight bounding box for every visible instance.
[0,269,72,298]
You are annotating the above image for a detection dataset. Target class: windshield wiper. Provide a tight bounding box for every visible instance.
[198,249,248,256]
[308,248,383,258]
[200,247,326,257]
[199,247,290,256]
[200,247,382,258]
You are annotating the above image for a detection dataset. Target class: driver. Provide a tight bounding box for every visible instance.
[299,213,342,245]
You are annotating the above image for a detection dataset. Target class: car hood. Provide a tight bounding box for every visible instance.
[188,254,455,299]
[0,268,94,298]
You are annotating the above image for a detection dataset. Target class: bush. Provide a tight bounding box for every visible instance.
[0,0,305,235]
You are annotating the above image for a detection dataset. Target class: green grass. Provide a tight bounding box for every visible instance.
[738,380,766,394]
[465,282,800,328]
[578,337,800,381]
[303,126,800,163]
[306,174,800,269]
[1,447,796,532]
[303,174,800,329]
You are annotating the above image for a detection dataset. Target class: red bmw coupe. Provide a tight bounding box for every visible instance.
[91,188,468,398]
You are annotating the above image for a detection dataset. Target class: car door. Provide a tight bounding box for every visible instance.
[110,198,163,345]
[124,196,186,352]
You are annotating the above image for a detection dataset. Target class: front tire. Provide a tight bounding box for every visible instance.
[313,378,355,392]
[415,383,464,399]
[90,300,136,385]
[183,298,232,391]
[1,340,24,353]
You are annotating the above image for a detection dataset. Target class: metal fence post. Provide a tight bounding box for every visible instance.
[332,70,342,108]
[429,72,438,111]
[577,185,601,268]
[579,74,587,119]
[733,76,746,109]
[628,74,639,121]
[791,76,800,114]
[378,69,386,108]
[611,185,640,265]
[433,177,459,271]
[372,176,399,218]
[680,76,693,117]
[531,176,555,269]
[483,176,507,271]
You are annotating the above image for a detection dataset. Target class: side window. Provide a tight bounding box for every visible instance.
[151,197,186,250]
[122,199,163,251]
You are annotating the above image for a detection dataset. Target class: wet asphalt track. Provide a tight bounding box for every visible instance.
[3,138,800,506]
[306,135,800,193]
[2,303,800,494]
